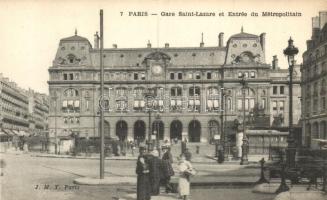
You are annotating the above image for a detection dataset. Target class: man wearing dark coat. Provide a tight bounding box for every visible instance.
[147,149,162,196]
[161,145,174,193]
[136,145,151,200]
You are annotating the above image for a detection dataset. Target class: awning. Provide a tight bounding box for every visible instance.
[207,100,213,108]
[134,100,139,108]
[158,100,164,106]
[68,100,74,106]
[74,100,80,108]
[195,100,200,106]
[3,129,15,136]
[0,130,7,136]
[171,100,176,106]
[12,130,19,135]
[62,100,67,107]
[189,100,194,106]
[213,100,219,108]
[19,130,29,136]
[176,100,182,106]
[140,100,145,108]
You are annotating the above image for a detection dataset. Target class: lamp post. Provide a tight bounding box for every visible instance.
[144,89,155,152]
[240,73,249,165]
[283,37,298,168]
[154,114,161,157]
[220,87,225,163]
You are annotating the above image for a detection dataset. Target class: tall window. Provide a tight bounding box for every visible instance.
[171,87,182,97]
[134,73,138,80]
[207,72,212,79]
[280,86,284,94]
[195,73,201,80]
[250,71,256,78]
[178,72,183,80]
[170,73,175,80]
[273,86,278,94]
[62,88,80,113]
[189,86,201,112]
[272,101,277,111]
[207,87,219,112]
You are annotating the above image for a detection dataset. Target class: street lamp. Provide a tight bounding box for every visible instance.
[154,114,161,157]
[283,37,298,168]
[240,73,249,165]
[144,89,155,152]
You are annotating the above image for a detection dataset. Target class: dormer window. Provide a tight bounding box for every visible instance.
[67,54,76,64]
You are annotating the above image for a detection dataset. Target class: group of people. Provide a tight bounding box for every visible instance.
[136,144,195,200]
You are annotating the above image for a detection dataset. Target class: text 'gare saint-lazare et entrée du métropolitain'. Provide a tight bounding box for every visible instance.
[122,11,302,17]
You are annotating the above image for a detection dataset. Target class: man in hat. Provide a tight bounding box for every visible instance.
[161,144,174,193]
[136,143,151,200]
[148,149,162,196]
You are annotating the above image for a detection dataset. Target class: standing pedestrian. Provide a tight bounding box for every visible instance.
[178,154,195,200]
[148,149,162,196]
[184,148,192,162]
[161,145,174,193]
[136,144,151,200]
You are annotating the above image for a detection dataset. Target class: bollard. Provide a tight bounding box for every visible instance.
[276,162,290,194]
[256,158,269,184]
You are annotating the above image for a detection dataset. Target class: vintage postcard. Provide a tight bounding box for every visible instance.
[0,0,326,200]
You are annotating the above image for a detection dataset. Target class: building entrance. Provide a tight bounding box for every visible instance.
[170,120,182,140]
[134,120,146,141]
[116,120,128,141]
[188,120,201,142]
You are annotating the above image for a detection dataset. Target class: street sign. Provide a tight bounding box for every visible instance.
[214,134,221,140]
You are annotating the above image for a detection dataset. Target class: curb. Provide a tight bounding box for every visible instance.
[73,176,137,185]
[31,154,137,161]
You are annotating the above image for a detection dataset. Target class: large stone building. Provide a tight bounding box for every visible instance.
[302,11,327,149]
[48,29,301,147]
[0,73,49,138]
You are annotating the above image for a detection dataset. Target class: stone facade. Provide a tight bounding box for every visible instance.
[302,11,327,149]
[48,29,301,145]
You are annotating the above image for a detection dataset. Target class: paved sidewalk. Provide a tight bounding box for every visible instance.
[274,186,326,200]
[123,193,178,200]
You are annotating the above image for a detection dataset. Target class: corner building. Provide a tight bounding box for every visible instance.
[302,11,327,149]
[48,30,301,146]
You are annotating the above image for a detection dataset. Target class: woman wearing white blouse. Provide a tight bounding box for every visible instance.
[178,154,195,200]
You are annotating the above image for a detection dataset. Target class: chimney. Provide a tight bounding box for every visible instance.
[165,43,169,48]
[200,32,204,47]
[94,32,99,49]
[272,55,278,70]
[218,32,224,47]
[319,11,327,29]
[112,44,117,48]
[147,40,151,48]
[260,33,266,61]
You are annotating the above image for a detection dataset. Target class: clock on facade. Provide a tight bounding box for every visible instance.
[152,65,163,75]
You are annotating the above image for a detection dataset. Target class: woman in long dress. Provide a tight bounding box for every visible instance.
[178,154,194,200]
[136,145,151,200]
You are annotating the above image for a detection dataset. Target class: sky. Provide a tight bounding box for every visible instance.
[0,0,326,94]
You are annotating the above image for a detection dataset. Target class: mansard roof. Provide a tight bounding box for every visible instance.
[230,32,259,39]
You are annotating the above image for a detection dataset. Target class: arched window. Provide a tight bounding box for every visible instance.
[171,87,182,97]
[62,88,80,113]
[207,87,219,112]
[236,87,255,111]
[188,86,201,112]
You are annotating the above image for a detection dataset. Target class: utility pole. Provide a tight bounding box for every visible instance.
[99,9,105,179]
